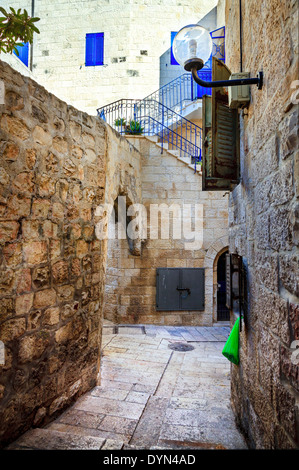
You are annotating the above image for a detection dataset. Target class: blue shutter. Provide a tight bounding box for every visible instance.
[170,32,179,66]
[86,33,104,66]
[13,42,29,67]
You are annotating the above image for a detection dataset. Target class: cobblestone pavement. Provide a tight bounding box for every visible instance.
[7,324,247,450]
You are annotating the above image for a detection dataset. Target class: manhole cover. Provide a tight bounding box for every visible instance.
[168,342,194,352]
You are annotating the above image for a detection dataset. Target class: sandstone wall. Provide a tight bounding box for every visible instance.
[104,136,229,326]
[0,59,109,446]
[225,0,299,449]
[1,0,218,114]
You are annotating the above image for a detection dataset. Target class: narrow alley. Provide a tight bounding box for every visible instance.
[7,323,247,450]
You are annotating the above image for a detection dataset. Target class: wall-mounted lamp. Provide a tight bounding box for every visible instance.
[172,24,263,90]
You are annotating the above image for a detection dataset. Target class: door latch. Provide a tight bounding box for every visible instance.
[176,287,191,299]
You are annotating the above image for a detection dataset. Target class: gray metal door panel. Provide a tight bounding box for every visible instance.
[181,268,205,310]
[156,268,180,311]
[156,268,205,311]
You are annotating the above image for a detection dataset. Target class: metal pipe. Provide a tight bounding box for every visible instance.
[30,0,35,71]
[191,67,263,89]
[239,0,243,72]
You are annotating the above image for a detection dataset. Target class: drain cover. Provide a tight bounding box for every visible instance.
[168,342,194,352]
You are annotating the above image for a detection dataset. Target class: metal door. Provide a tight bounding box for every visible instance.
[156,268,205,311]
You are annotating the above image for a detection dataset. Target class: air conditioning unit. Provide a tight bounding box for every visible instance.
[228,72,251,109]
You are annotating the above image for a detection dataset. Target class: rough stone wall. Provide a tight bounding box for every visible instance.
[104,136,229,326]
[1,0,218,114]
[225,0,299,449]
[0,60,108,446]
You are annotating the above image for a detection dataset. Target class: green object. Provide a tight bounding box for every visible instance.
[222,317,240,365]
[125,120,144,135]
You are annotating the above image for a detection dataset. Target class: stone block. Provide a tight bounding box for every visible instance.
[53,136,68,154]
[23,241,48,265]
[3,142,19,161]
[56,285,75,303]
[25,149,37,170]
[0,318,26,343]
[18,331,50,364]
[34,289,57,309]
[1,114,30,140]
[55,322,73,343]
[32,199,51,218]
[279,254,299,297]
[0,221,19,244]
[33,125,52,146]
[2,242,22,267]
[43,307,60,326]
[15,292,34,315]
[52,260,69,284]
[32,266,51,289]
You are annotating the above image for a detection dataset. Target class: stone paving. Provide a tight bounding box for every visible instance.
[7,324,247,450]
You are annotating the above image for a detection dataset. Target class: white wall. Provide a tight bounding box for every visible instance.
[1,0,218,115]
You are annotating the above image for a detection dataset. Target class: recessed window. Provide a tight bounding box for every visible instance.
[85,33,104,66]
[170,32,179,65]
[13,42,29,67]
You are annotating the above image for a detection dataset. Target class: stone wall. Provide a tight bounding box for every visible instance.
[103,136,229,326]
[225,0,299,449]
[1,0,218,115]
[0,59,109,446]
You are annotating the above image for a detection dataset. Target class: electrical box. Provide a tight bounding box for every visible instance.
[228,72,251,109]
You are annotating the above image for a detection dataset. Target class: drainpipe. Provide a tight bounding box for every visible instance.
[29,0,35,71]
[239,0,243,72]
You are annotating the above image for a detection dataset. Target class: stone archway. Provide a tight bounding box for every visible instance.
[204,236,229,324]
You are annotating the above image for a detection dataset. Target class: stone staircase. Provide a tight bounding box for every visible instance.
[127,135,202,175]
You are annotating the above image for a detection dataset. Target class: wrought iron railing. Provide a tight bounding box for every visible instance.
[97,99,202,167]
[139,26,225,111]
[96,26,225,169]
[142,70,212,112]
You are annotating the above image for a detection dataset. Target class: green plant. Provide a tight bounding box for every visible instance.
[114,117,126,127]
[125,120,144,135]
[0,7,40,55]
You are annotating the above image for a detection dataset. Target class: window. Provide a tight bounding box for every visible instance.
[85,33,104,66]
[13,42,29,67]
[170,32,179,65]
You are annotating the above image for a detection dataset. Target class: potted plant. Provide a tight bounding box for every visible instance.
[125,120,144,135]
[114,117,126,128]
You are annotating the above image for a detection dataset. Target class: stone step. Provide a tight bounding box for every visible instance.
[6,428,124,450]
[135,135,201,176]
[188,163,202,173]
[167,149,180,157]
[156,142,169,150]
[145,135,158,143]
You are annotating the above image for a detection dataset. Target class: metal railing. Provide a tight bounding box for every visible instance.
[97,99,202,167]
[142,70,212,112]
[96,26,225,169]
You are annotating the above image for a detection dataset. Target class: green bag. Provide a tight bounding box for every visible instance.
[222,317,240,365]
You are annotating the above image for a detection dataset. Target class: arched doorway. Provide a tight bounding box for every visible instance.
[216,250,230,321]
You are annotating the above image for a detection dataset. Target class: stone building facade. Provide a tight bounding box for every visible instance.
[104,135,229,326]
[225,0,299,449]
[0,56,230,446]
[0,59,141,446]
[1,0,219,115]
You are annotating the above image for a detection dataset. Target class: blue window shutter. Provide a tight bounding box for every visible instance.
[170,32,179,66]
[95,33,104,65]
[13,42,29,67]
[86,33,104,66]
